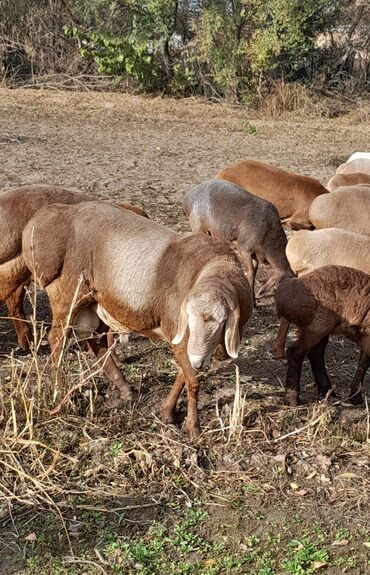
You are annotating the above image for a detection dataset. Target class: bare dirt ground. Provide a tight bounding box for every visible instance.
[0,89,370,574]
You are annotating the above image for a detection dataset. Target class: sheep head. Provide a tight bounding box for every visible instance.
[172,290,241,370]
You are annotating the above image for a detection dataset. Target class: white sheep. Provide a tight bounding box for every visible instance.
[183,178,294,302]
[347,152,370,162]
[22,201,253,439]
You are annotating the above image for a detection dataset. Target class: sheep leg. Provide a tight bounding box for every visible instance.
[166,344,201,440]
[307,335,334,399]
[0,257,32,347]
[5,283,32,349]
[272,318,290,359]
[349,348,370,405]
[256,272,277,299]
[161,368,186,425]
[184,374,201,440]
[285,331,327,406]
[87,332,134,401]
[285,345,306,406]
[238,250,257,305]
[84,323,122,369]
[106,329,120,366]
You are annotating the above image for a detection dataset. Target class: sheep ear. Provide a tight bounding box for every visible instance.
[224,306,241,358]
[172,300,188,345]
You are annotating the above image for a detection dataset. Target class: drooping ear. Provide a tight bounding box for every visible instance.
[171,299,189,345]
[224,306,241,358]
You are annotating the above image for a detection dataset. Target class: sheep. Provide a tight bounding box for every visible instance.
[183,178,294,302]
[309,185,370,236]
[273,266,370,406]
[286,228,370,277]
[326,172,370,191]
[22,201,253,439]
[216,159,328,230]
[0,184,148,349]
[336,158,370,176]
[347,152,370,162]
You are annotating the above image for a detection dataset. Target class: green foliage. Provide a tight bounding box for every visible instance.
[246,0,344,80]
[282,539,329,574]
[64,26,159,90]
[6,0,349,98]
[195,2,250,100]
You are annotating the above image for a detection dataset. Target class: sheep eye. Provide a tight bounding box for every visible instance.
[202,313,210,322]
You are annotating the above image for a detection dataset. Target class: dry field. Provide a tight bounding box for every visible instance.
[0,88,370,575]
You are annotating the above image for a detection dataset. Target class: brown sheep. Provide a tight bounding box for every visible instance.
[22,201,253,439]
[0,184,148,349]
[183,178,294,302]
[273,266,370,407]
[216,160,328,230]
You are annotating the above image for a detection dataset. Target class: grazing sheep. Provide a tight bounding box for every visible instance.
[309,185,370,236]
[216,160,328,230]
[183,179,294,301]
[326,172,370,191]
[22,201,253,439]
[347,152,370,162]
[286,228,370,277]
[273,266,370,406]
[336,158,370,176]
[0,184,148,349]
[0,185,92,348]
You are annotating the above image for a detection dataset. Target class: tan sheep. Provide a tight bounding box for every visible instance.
[336,158,370,176]
[286,228,370,277]
[326,172,370,192]
[309,185,370,236]
[22,201,253,439]
[216,159,328,230]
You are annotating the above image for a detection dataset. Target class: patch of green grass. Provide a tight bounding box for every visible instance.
[110,439,123,456]
[243,121,258,134]
[103,507,251,574]
[243,482,261,494]
[282,538,329,575]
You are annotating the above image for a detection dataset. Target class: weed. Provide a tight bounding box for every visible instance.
[243,121,258,135]
[243,482,261,494]
[110,439,123,456]
[283,539,329,575]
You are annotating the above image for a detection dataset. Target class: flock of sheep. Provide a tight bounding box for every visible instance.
[0,152,369,439]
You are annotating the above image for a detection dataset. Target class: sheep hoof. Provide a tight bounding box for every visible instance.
[161,410,175,426]
[114,386,136,404]
[349,392,364,406]
[185,418,201,441]
[285,391,300,407]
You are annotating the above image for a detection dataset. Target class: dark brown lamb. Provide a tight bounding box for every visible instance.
[273,265,370,406]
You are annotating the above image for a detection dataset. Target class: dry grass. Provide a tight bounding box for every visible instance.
[1,297,369,520]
